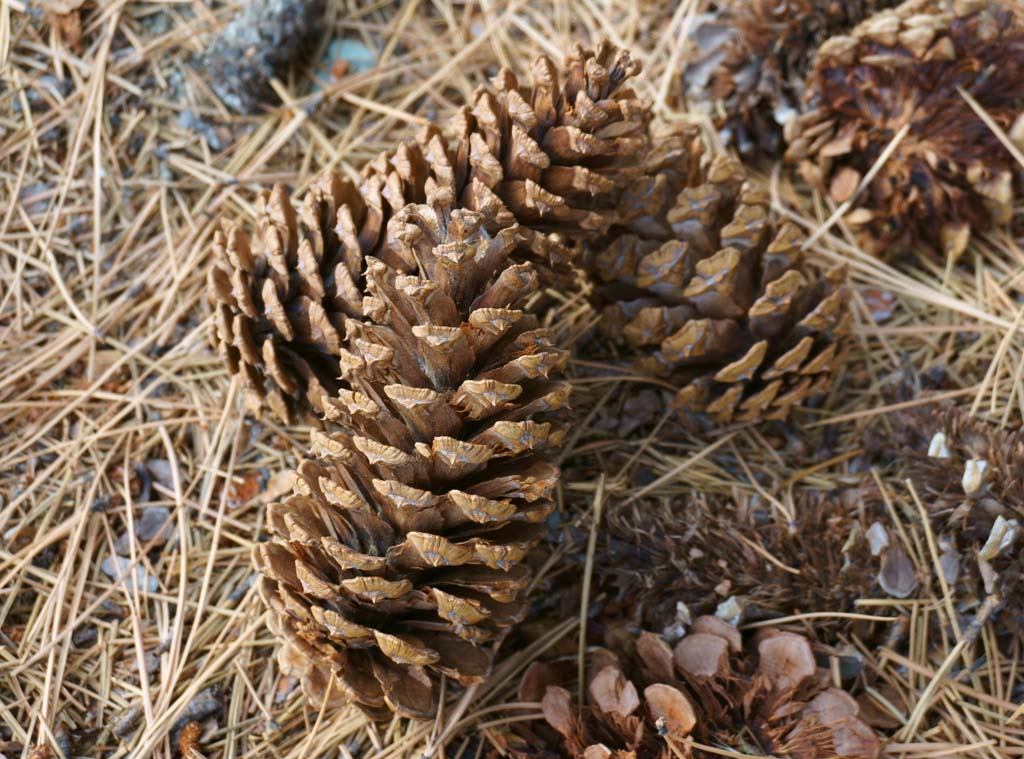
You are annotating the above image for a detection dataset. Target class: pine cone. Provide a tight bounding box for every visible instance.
[685,0,897,158]
[209,42,654,423]
[208,174,377,423]
[253,197,570,719]
[513,620,881,758]
[588,151,850,424]
[784,0,1024,260]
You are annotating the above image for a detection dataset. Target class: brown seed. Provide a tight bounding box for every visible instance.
[588,666,640,719]
[691,615,742,652]
[542,686,578,738]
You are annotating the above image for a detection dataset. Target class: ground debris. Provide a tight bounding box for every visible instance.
[198,0,328,114]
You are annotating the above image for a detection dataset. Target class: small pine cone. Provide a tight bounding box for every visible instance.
[785,0,1024,260]
[518,620,881,758]
[253,198,570,719]
[209,42,655,423]
[589,154,850,424]
[376,41,654,272]
[685,0,897,158]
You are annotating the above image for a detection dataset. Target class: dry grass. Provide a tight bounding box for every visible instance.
[1,1,1022,758]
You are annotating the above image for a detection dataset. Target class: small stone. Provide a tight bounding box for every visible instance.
[115,507,173,555]
[101,556,159,593]
[72,625,98,648]
[145,459,174,489]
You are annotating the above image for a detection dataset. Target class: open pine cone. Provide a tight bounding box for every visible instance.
[505,619,881,759]
[685,0,897,158]
[784,0,1024,260]
[588,150,850,424]
[208,42,654,423]
[253,196,570,720]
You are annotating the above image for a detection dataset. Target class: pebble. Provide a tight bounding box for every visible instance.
[100,555,159,593]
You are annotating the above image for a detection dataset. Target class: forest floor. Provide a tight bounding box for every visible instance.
[1,1,1022,758]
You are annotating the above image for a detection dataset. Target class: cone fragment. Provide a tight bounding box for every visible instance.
[513,619,881,758]
[877,406,1024,632]
[209,42,655,423]
[253,198,570,719]
[784,0,1024,260]
[601,492,880,643]
[589,144,850,424]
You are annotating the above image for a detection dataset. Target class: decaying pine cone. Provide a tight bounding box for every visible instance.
[684,0,898,159]
[503,619,881,759]
[599,492,882,645]
[253,197,570,720]
[209,42,655,423]
[785,0,1024,260]
[868,405,1024,632]
[200,0,326,114]
[588,148,851,424]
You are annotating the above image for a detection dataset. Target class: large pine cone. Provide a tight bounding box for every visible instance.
[588,151,850,424]
[685,0,897,159]
[253,196,570,719]
[208,42,653,423]
[785,0,1024,260]
[505,620,881,758]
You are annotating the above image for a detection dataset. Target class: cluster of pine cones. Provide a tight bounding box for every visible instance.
[204,0,1024,755]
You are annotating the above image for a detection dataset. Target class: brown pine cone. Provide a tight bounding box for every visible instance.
[208,172,388,423]
[785,0,1024,260]
[512,619,881,758]
[442,41,653,262]
[209,42,654,423]
[588,152,850,424]
[685,0,898,159]
[253,196,570,719]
